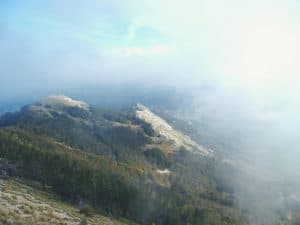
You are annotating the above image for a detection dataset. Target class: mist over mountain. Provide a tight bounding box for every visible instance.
[1,0,300,224]
[0,95,227,225]
[0,84,194,114]
[153,87,300,225]
[0,87,299,225]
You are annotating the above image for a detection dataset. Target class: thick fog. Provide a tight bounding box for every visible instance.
[166,86,300,224]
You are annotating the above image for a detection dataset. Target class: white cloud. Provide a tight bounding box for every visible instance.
[2,0,300,99]
[112,44,174,57]
[121,0,300,98]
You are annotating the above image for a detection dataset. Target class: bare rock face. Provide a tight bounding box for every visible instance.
[135,103,213,157]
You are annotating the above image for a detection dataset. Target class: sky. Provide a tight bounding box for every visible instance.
[1,0,300,103]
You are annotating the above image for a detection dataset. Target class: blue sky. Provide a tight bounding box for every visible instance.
[1,0,300,102]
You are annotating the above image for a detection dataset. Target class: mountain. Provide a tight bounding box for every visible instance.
[0,96,247,225]
[135,103,212,156]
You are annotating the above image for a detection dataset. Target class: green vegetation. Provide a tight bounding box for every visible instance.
[0,102,246,225]
[144,148,171,168]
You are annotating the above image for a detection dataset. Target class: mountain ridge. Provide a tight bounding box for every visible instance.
[0,96,245,225]
[135,103,213,156]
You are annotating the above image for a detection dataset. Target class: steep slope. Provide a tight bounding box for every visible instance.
[135,103,212,156]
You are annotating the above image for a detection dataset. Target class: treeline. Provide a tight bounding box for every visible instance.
[0,128,139,215]
[0,128,241,225]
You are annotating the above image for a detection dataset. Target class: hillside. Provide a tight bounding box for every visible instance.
[0,96,246,225]
[0,178,136,225]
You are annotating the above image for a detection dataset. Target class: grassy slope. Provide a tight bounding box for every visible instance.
[0,178,137,225]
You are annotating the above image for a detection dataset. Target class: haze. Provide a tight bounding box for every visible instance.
[1,0,300,97]
[1,1,300,224]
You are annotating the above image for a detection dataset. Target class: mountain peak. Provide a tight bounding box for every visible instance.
[39,95,89,110]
